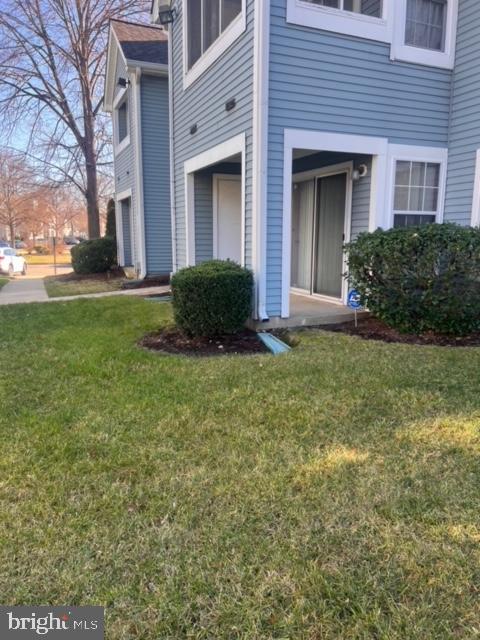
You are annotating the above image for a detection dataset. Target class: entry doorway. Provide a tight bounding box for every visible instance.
[291,163,352,302]
[213,174,242,264]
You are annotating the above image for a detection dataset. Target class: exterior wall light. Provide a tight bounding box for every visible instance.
[159,9,176,25]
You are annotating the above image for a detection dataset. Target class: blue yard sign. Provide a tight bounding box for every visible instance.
[347,289,363,310]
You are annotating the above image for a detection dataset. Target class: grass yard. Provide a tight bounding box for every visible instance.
[1,297,480,639]
[0,277,9,290]
[44,273,126,298]
[26,254,72,266]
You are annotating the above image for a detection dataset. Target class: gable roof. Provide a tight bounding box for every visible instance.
[110,20,168,66]
[104,19,169,112]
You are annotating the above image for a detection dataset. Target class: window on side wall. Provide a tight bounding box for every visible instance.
[117,99,128,145]
[187,0,242,70]
[393,161,440,228]
[405,0,447,51]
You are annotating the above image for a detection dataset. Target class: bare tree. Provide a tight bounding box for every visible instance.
[0,151,35,244]
[0,0,146,239]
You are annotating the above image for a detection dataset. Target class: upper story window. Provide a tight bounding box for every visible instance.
[186,0,242,70]
[302,0,382,18]
[287,0,392,44]
[405,0,447,51]
[117,101,128,143]
[392,0,457,68]
[114,92,130,154]
[287,0,457,69]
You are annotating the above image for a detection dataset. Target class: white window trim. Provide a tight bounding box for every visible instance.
[113,88,130,155]
[386,144,448,229]
[391,0,458,69]
[472,150,480,227]
[287,0,393,44]
[184,133,246,266]
[183,0,247,90]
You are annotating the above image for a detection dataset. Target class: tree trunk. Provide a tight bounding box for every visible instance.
[9,221,14,245]
[84,144,100,239]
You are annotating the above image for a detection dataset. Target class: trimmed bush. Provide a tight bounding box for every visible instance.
[71,236,117,275]
[346,223,480,335]
[171,260,253,337]
[105,198,116,240]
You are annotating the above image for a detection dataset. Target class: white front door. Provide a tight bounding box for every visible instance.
[214,175,242,264]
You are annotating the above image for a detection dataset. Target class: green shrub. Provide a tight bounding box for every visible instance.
[105,198,116,240]
[171,260,253,337]
[71,237,117,275]
[346,223,480,335]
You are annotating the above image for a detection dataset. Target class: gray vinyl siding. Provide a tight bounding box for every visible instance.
[444,0,480,225]
[141,75,172,275]
[170,0,254,270]
[266,0,452,316]
[194,162,242,263]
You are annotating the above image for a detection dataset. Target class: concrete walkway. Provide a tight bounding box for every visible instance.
[0,278,170,306]
[0,277,49,304]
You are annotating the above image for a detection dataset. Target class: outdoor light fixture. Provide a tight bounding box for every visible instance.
[158,8,176,25]
[190,124,198,135]
[117,77,130,88]
[352,164,368,181]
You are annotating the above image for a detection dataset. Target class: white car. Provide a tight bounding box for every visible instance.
[0,247,27,276]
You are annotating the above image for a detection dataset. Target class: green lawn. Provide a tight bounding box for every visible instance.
[44,274,126,297]
[1,297,480,639]
[26,254,72,265]
[0,277,9,290]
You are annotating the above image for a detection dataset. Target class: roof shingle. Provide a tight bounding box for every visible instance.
[111,20,168,66]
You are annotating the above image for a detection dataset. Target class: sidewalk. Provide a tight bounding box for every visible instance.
[0,278,49,304]
[0,278,169,306]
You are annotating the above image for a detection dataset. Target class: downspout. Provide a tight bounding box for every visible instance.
[252,0,270,321]
[167,15,177,274]
[132,66,147,278]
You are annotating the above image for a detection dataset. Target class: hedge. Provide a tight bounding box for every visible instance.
[71,237,117,275]
[345,223,480,335]
[171,260,253,337]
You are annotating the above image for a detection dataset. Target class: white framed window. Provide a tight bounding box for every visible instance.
[113,89,130,154]
[287,0,393,43]
[386,145,448,229]
[183,0,246,89]
[391,0,458,69]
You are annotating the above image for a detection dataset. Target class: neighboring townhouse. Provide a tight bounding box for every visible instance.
[104,20,172,279]
[148,0,478,324]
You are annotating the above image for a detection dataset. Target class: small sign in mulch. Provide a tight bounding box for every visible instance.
[323,317,480,347]
[140,327,269,357]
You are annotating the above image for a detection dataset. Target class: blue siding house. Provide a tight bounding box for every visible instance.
[123,0,478,323]
[105,20,172,279]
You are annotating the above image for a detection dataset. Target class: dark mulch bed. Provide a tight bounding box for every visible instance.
[323,316,480,347]
[57,268,126,283]
[140,327,269,357]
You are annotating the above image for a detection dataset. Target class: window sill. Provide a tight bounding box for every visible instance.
[287,0,392,44]
[390,43,455,70]
[115,135,131,156]
[183,12,246,90]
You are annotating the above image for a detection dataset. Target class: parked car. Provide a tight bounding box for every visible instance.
[64,236,80,245]
[15,241,27,249]
[0,247,27,276]
[0,241,10,248]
